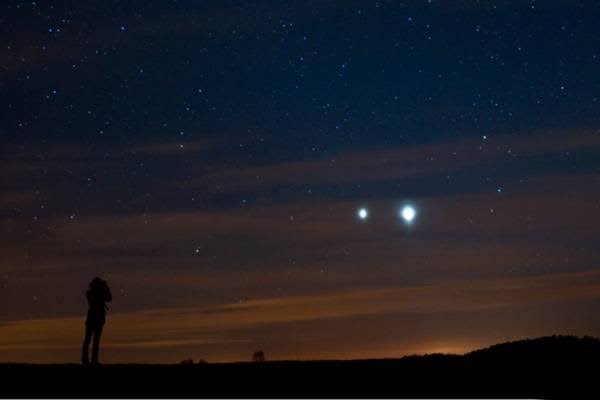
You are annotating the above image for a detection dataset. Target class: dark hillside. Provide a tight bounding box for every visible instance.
[2,335,598,398]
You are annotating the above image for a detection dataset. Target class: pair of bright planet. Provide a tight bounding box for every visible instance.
[357,205,417,224]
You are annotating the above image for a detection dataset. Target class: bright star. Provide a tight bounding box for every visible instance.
[400,205,416,223]
[358,208,368,220]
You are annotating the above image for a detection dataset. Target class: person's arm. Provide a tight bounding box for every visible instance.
[105,284,112,302]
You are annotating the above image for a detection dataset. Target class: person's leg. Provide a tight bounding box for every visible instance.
[91,324,103,364]
[81,324,92,364]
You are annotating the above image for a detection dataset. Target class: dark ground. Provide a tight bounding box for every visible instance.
[2,335,598,398]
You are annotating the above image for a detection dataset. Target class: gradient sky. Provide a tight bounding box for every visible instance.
[2,0,600,363]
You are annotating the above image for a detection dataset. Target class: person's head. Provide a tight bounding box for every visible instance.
[89,277,105,290]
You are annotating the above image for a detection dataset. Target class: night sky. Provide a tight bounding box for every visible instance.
[2,0,600,363]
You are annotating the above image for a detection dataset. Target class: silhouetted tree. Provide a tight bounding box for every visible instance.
[179,358,194,365]
[252,350,265,362]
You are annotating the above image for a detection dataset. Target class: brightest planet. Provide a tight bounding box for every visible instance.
[401,205,416,223]
[358,208,368,220]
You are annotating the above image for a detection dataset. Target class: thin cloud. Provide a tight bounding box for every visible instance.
[194,130,600,193]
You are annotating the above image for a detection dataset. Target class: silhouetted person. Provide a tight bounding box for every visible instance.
[82,277,112,365]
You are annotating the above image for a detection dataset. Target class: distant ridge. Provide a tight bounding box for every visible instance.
[467,334,600,357]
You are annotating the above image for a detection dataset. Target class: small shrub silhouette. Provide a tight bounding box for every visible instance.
[179,358,194,365]
[252,350,265,362]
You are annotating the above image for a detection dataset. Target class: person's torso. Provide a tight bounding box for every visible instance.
[86,290,107,320]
